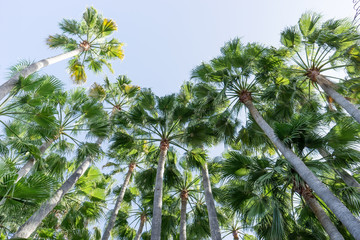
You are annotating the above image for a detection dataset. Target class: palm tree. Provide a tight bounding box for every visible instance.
[169,171,201,240]
[89,75,140,240]
[186,194,212,239]
[182,149,223,240]
[191,39,360,238]
[273,109,360,192]
[132,201,151,240]
[11,141,104,239]
[220,212,246,240]
[186,82,240,240]
[0,160,59,235]
[13,88,106,184]
[0,72,63,183]
[11,75,137,238]
[280,12,360,123]
[101,144,151,240]
[258,62,360,194]
[133,148,182,239]
[0,7,124,101]
[113,89,209,240]
[222,151,344,239]
[35,166,110,240]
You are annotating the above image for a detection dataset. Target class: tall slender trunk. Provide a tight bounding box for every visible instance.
[337,169,360,190]
[16,139,54,183]
[296,185,344,240]
[0,140,54,206]
[150,140,169,240]
[12,137,103,239]
[317,75,360,124]
[179,190,188,240]
[243,99,360,239]
[201,162,221,240]
[0,48,82,101]
[134,214,146,240]
[318,148,360,191]
[101,162,136,240]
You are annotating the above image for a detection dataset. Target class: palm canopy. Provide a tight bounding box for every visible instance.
[19,87,107,156]
[0,73,63,141]
[89,75,140,116]
[34,165,111,240]
[280,12,360,123]
[191,39,284,116]
[280,12,360,78]
[0,166,58,235]
[112,89,211,150]
[47,7,124,83]
[221,151,334,239]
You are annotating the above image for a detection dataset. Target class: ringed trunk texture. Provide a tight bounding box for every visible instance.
[232,230,239,240]
[101,162,136,240]
[16,139,54,183]
[243,100,360,239]
[12,137,103,239]
[318,148,360,191]
[150,141,169,240]
[317,75,360,124]
[300,186,344,240]
[134,215,146,240]
[201,162,222,240]
[0,48,82,101]
[180,192,188,240]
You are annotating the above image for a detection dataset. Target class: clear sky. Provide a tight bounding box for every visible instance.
[0,0,356,96]
[0,1,357,238]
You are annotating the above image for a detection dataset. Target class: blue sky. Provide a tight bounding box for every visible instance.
[0,1,357,238]
[0,1,356,96]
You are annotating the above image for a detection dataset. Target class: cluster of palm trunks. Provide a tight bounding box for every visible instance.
[1,7,360,240]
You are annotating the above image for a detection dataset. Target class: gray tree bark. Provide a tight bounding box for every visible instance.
[201,162,222,240]
[0,48,82,101]
[243,99,360,239]
[318,148,360,191]
[150,142,168,240]
[179,193,188,240]
[0,140,54,206]
[301,187,344,240]
[101,162,136,240]
[16,140,54,183]
[317,75,360,124]
[12,137,103,239]
[134,215,146,240]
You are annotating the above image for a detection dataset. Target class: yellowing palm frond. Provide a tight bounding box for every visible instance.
[101,18,118,36]
[69,61,87,84]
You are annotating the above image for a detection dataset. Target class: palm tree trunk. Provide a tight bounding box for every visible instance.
[12,137,103,239]
[201,162,222,240]
[0,48,82,101]
[337,169,360,190]
[134,215,146,240]
[101,162,136,240]
[16,139,54,183]
[300,186,344,240]
[150,140,169,240]
[232,230,239,240]
[243,99,360,239]
[318,148,360,191]
[317,75,360,124]
[0,139,54,206]
[318,148,360,192]
[180,192,188,240]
